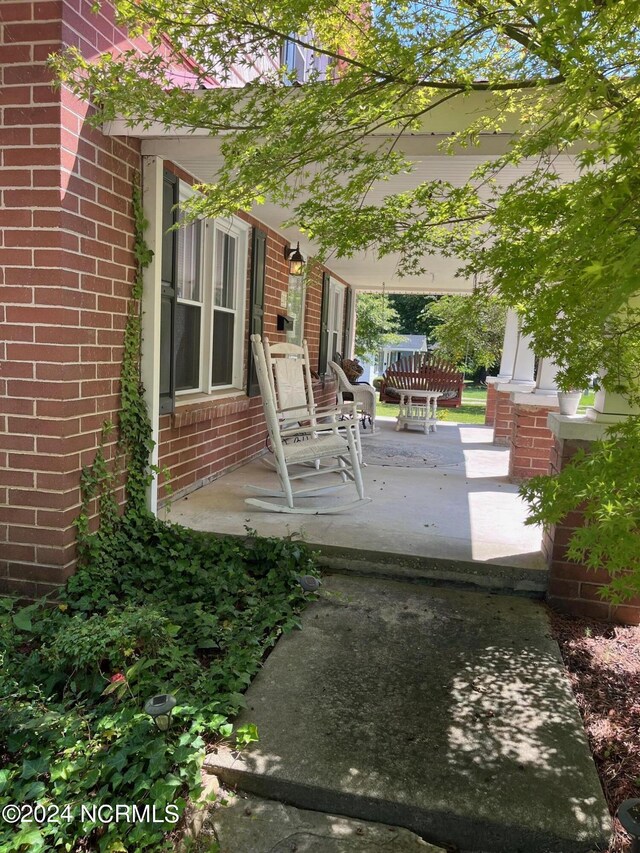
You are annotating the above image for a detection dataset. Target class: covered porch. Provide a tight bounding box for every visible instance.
[164,414,547,592]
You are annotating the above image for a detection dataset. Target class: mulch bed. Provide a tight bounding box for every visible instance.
[550,608,640,852]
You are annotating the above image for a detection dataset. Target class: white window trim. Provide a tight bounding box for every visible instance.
[175,183,205,396]
[173,185,250,398]
[286,273,306,346]
[327,277,346,360]
[208,216,249,392]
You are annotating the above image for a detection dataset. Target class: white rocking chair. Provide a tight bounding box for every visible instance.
[246,335,371,514]
[329,360,377,433]
[263,337,363,464]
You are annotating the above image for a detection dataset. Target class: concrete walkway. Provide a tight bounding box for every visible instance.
[168,419,545,576]
[205,574,610,853]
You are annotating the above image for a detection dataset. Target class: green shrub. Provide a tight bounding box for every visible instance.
[0,516,319,852]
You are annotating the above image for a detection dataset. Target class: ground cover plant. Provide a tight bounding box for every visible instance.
[0,517,319,852]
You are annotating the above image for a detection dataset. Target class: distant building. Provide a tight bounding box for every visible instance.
[360,335,430,383]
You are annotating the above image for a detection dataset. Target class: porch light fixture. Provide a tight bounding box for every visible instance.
[284,242,305,276]
[618,800,640,852]
[144,693,177,732]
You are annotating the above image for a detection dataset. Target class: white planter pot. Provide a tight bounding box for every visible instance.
[558,390,582,416]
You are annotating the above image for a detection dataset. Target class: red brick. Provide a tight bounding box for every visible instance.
[4,64,55,86]
[7,343,79,362]
[2,543,36,563]
[0,506,36,525]
[580,582,609,602]
[0,168,33,187]
[35,325,94,344]
[4,188,60,207]
[7,305,80,326]
[10,488,77,509]
[36,504,81,527]
[611,605,640,626]
[0,397,35,415]
[3,146,60,167]
[8,380,79,400]
[0,44,32,63]
[0,286,33,304]
[551,562,610,584]
[0,434,35,451]
[32,169,61,188]
[3,21,60,43]
[36,363,90,381]
[0,127,31,146]
[11,525,72,547]
[8,415,74,436]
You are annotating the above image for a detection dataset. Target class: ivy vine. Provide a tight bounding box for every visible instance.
[76,180,155,557]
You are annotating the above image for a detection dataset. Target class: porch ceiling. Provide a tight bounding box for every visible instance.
[107,118,580,293]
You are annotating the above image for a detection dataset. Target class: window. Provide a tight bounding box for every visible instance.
[175,216,203,391]
[160,172,249,410]
[327,280,346,361]
[280,36,329,85]
[286,274,306,347]
[211,228,240,387]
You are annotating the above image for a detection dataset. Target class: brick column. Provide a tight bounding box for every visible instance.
[485,378,498,426]
[0,0,141,597]
[493,390,514,445]
[544,415,640,624]
[508,401,558,481]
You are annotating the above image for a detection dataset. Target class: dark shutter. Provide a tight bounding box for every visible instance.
[342,286,354,359]
[318,271,330,375]
[246,227,266,397]
[159,170,178,414]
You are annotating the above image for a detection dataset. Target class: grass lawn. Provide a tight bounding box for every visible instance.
[375,387,596,426]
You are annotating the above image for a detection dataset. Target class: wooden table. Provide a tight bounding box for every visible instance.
[390,388,442,434]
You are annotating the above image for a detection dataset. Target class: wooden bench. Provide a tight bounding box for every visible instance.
[379,354,464,408]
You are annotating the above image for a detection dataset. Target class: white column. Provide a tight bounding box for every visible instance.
[534,357,559,393]
[588,380,640,422]
[511,332,536,386]
[141,155,163,515]
[496,309,520,380]
[346,288,357,359]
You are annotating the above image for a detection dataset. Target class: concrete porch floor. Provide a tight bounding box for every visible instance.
[167,417,546,579]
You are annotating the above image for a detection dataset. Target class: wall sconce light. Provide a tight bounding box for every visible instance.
[144,694,176,731]
[284,242,305,276]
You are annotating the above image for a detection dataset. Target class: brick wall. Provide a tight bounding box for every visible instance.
[492,390,514,446]
[485,381,497,426]
[508,403,558,482]
[545,437,640,625]
[0,0,143,597]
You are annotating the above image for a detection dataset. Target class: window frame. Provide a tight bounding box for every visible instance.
[166,180,249,403]
[327,278,346,362]
[174,183,205,396]
[207,217,249,393]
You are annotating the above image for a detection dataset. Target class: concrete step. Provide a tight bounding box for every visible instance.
[204,574,610,853]
[314,542,548,598]
[207,794,447,852]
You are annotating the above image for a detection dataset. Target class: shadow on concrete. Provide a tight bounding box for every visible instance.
[206,576,610,853]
